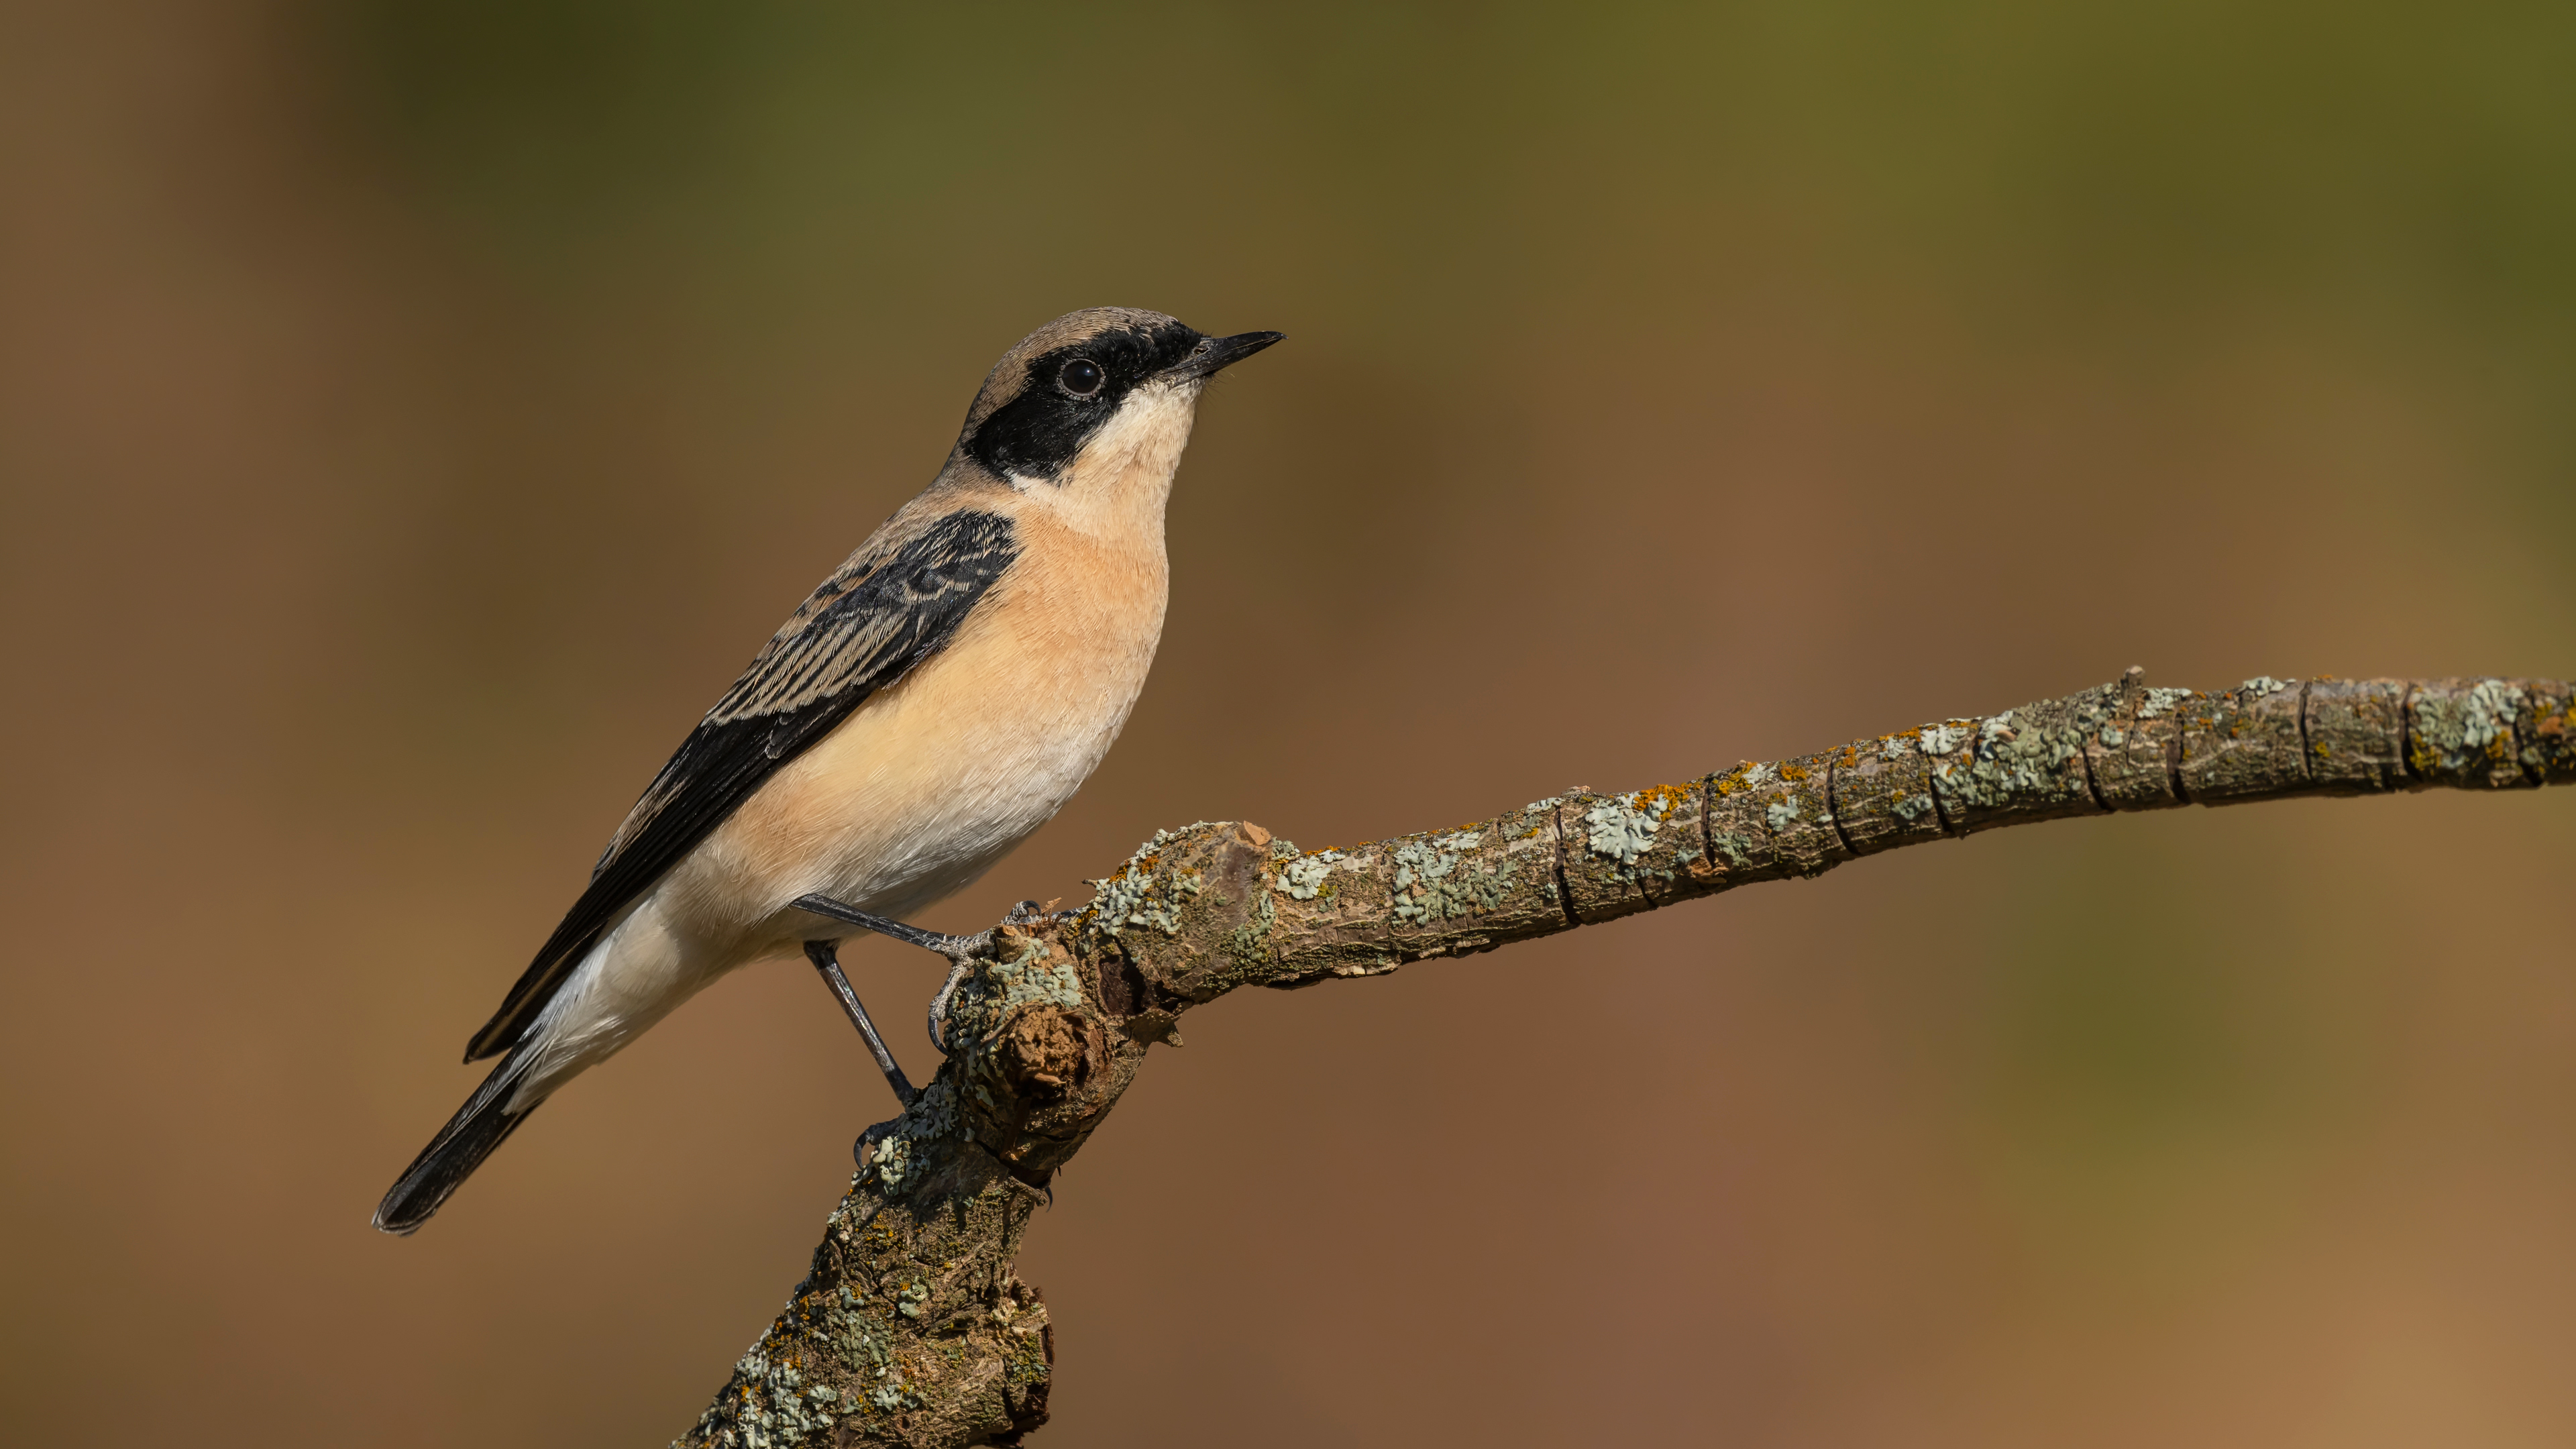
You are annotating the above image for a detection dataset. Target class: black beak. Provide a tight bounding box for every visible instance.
[1166,329,1285,381]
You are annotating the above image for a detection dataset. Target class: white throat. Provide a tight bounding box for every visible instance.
[1037,379,1200,537]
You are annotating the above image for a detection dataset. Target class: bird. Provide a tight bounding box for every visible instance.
[373,307,1283,1234]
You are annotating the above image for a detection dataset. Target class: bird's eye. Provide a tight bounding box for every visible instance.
[1058,359,1105,397]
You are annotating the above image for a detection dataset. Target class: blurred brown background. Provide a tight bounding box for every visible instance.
[5,3,2574,1445]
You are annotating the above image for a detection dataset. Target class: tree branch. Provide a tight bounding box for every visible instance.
[675,669,2574,1448]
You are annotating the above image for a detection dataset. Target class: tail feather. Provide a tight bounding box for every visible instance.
[373,1053,542,1235]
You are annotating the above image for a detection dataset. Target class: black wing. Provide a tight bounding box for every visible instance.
[463,510,1019,1062]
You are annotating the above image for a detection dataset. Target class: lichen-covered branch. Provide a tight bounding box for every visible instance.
[676,670,2575,1448]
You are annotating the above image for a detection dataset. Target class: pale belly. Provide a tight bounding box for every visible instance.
[508,498,1170,1108]
[509,593,1157,1106]
[656,574,1161,968]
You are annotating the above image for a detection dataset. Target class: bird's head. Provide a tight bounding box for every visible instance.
[952,307,1283,498]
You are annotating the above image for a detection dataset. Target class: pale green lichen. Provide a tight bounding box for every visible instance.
[1890,793,1935,822]
[713,1348,835,1448]
[1390,833,1509,923]
[2241,676,2290,696]
[872,1136,914,1195]
[821,1287,930,1418]
[1087,868,1149,922]
[1097,871,1198,935]
[1711,831,1755,868]
[859,1079,961,1197]
[934,935,1086,1083]
[966,936,1081,1018]
[833,1287,894,1370]
[1918,722,1968,754]
[2414,680,2526,772]
[686,1208,1024,1448]
[1083,829,1208,937]
[2137,686,2196,718]
[1277,851,1344,900]
[1929,702,2102,812]
[1582,798,1659,864]
[1225,884,1277,968]
[1764,798,1801,831]
[1081,826,1220,936]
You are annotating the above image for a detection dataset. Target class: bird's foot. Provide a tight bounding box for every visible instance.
[794,896,1054,1056]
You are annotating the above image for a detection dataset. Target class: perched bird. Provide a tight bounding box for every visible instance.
[374,308,1282,1234]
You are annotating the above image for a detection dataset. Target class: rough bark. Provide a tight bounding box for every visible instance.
[675,669,2576,1448]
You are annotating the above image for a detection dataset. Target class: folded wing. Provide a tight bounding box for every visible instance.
[462,510,1020,1062]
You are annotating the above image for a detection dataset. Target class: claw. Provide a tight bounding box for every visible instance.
[794,893,1012,1056]
[926,961,973,1055]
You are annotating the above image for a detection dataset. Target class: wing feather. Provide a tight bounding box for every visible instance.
[462,509,1020,1062]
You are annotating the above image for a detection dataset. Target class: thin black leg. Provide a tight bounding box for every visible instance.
[793,894,987,957]
[794,893,996,1056]
[792,895,1056,1059]
[804,939,917,1108]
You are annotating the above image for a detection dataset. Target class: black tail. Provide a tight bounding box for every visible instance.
[373,1052,543,1235]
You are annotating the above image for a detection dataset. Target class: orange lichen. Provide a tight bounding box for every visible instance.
[1630,782,1694,816]
[1710,762,1764,798]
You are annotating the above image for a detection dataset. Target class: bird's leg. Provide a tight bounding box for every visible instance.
[792,894,1055,1057]
[793,894,1001,1055]
[802,939,917,1108]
